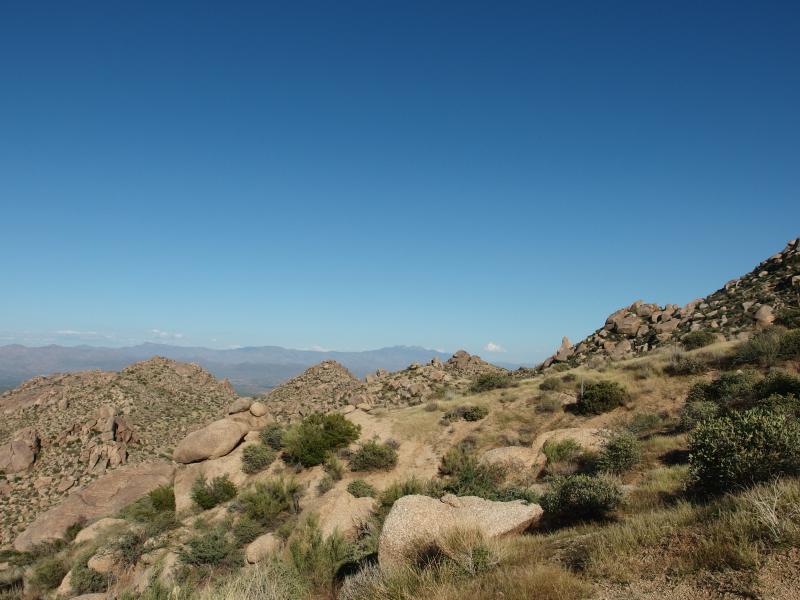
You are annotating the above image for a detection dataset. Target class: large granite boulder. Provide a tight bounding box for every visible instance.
[172,418,249,464]
[0,428,40,474]
[378,494,542,568]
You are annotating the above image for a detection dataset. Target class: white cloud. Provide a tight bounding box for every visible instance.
[483,342,506,353]
[56,330,98,336]
[150,329,184,340]
[309,345,331,352]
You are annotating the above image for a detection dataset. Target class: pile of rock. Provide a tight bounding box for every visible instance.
[444,350,505,378]
[541,238,800,368]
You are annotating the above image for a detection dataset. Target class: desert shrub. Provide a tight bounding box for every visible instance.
[260,423,285,450]
[242,443,277,474]
[679,401,720,431]
[575,381,627,415]
[438,445,531,502]
[180,528,238,566]
[424,401,440,412]
[776,308,800,329]
[233,514,264,545]
[29,556,68,590]
[626,412,663,433]
[541,475,621,522]
[735,328,784,367]
[323,455,344,480]
[188,560,308,600]
[114,529,151,567]
[191,475,237,510]
[542,439,581,464]
[64,520,84,542]
[149,485,176,512]
[70,552,107,594]
[537,394,563,413]
[539,377,563,391]
[240,478,301,528]
[757,370,800,400]
[596,432,641,474]
[346,479,376,498]
[317,474,335,495]
[376,477,442,522]
[682,330,716,350]
[470,373,513,393]
[283,413,361,467]
[350,440,398,471]
[688,370,760,412]
[780,329,800,358]
[442,404,489,423]
[689,408,800,494]
[289,516,353,594]
[664,353,706,376]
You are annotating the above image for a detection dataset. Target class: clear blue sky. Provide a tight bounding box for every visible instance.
[1,1,798,364]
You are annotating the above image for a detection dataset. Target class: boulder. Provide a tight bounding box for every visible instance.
[172,418,249,463]
[87,551,115,573]
[249,401,268,417]
[0,428,40,474]
[378,494,543,568]
[245,532,281,563]
[73,518,128,545]
[227,398,252,414]
[754,305,775,328]
[554,337,574,362]
[316,488,375,539]
[13,462,174,551]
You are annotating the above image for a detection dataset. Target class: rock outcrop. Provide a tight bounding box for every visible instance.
[172,418,249,463]
[540,238,800,368]
[14,462,174,551]
[378,494,543,568]
[0,428,40,473]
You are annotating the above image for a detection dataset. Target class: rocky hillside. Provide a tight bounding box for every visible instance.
[0,357,236,545]
[261,351,505,420]
[543,237,800,367]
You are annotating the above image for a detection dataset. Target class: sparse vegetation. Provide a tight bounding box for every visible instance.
[346,479,377,498]
[681,330,716,350]
[442,404,489,423]
[470,373,513,393]
[29,556,68,591]
[260,423,286,450]
[239,477,301,528]
[242,443,277,474]
[575,381,627,415]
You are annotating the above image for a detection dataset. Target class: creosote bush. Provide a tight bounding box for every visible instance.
[470,373,513,393]
[346,479,376,498]
[181,528,239,566]
[349,440,399,471]
[575,381,627,415]
[596,431,641,475]
[442,404,489,424]
[242,443,277,474]
[191,474,238,510]
[541,475,621,522]
[688,407,800,494]
[283,413,361,467]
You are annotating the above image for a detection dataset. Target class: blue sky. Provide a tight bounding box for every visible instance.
[1,1,798,364]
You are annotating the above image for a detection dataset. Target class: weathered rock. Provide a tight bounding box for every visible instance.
[554,337,574,362]
[172,418,249,463]
[73,518,128,545]
[57,569,74,596]
[0,428,40,474]
[174,444,251,512]
[227,398,252,414]
[13,462,174,551]
[87,551,116,573]
[316,488,375,539]
[245,532,282,563]
[754,305,775,328]
[249,401,267,417]
[378,494,543,568]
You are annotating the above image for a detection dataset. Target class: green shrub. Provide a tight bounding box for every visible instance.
[596,432,641,474]
[470,373,513,393]
[664,353,706,376]
[626,412,664,433]
[682,331,716,350]
[575,381,627,415]
[779,329,800,359]
[242,443,277,474]
[240,478,301,528]
[114,530,150,567]
[64,520,84,542]
[191,475,237,510]
[542,439,581,464]
[689,408,800,493]
[283,413,361,467]
[317,474,335,495]
[537,394,563,413]
[757,370,800,399]
[688,370,760,412]
[180,529,238,566]
[540,475,621,521]
[70,552,107,594]
[539,377,563,391]
[735,328,784,367]
[260,423,286,450]
[233,514,264,545]
[679,401,720,431]
[442,404,489,423]
[323,455,344,480]
[349,440,398,471]
[29,556,68,590]
[289,516,353,594]
[776,309,800,329]
[346,479,376,498]
[376,477,441,522]
[149,485,176,512]
[437,444,532,502]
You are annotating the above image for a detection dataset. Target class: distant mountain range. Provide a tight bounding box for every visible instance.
[0,343,524,395]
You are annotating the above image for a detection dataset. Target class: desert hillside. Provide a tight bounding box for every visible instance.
[0,238,799,600]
